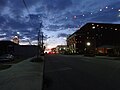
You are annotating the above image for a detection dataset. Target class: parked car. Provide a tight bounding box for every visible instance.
[0,54,14,62]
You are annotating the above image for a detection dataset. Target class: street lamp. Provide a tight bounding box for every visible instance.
[86,42,91,46]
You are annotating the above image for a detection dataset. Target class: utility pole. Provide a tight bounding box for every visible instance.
[37,28,40,58]
[41,32,44,55]
[37,22,43,58]
[41,32,44,49]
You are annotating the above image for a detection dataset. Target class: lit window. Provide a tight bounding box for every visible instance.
[101,26,103,28]
[87,37,89,39]
[92,26,95,29]
[97,25,99,27]
[111,28,113,29]
[80,41,82,43]
[105,27,107,29]
[115,28,118,30]
[92,24,94,25]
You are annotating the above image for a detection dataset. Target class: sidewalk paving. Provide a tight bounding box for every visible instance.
[0,57,44,90]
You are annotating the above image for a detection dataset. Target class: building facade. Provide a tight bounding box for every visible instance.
[0,40,38,57]
[56,45,67,54]
[67,23,120,56]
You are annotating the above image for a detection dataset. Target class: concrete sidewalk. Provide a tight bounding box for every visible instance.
[0,57,44,90]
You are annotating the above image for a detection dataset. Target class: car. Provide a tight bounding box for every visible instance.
[0,54,14,62]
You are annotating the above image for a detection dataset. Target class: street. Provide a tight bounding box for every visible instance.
[43,55,120,90]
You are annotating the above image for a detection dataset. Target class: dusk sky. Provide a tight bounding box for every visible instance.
[0,0,120,49]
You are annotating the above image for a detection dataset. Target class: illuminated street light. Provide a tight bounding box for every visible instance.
[86,42,91,46]
[92,26,95,29]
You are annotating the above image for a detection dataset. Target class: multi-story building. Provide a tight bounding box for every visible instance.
[67,23,120,56]
[56,45,67,54]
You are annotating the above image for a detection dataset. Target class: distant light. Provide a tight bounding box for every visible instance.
[66,17,68,19]
[86,42,91,46]
[17,32,20,34]
[101,26,103,28]
[92,26,96,29]
[112,8,114,9]
[100,9,102,11]
[82,14,85,16]
[118,9,120,12]
[92,24,94,25]
[106,7,108,9]
[74,16,77,19]
[115,28,118,30]
[97,25,99,27]
[91,13,93,15]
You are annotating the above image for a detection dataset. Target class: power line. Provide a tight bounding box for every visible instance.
[21,0,43,49]
[22,0,30,14]
[22,0,34,27]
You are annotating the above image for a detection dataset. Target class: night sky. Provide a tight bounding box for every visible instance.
[0,0,120,49]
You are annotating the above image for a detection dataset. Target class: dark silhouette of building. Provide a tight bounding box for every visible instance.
[0,40,17,55]
[0,40,38,57]
[67,23,120,56]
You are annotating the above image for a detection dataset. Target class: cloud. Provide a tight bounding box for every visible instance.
[0,0,8,8]
[43,0,72,11]
[0,0,119,46]
[57,33,68,38]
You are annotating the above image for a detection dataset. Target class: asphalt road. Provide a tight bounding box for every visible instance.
[43,55,120,90]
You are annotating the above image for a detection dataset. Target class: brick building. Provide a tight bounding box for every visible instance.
[67,23,120,56]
